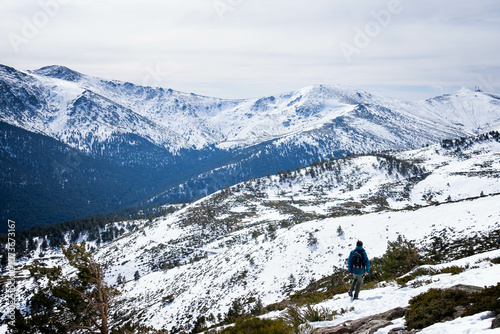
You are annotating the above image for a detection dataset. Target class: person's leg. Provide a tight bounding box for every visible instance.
[354,274,364,298]
[349,275,358,296]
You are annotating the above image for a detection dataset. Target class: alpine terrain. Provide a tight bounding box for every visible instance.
[1,64,500,231]
[1,131,500,333]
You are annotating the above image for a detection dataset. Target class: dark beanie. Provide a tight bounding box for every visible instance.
[356,240,363,247]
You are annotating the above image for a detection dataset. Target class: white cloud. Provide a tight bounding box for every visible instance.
[1,0,499,100]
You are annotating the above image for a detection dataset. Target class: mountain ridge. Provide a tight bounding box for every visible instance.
[4,64,500,153]
[2,64,500,231]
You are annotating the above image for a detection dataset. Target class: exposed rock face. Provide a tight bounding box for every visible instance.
[449,284,484,294]
[387,328,419,334]
[312,307,408,334]
[492,314,500,329]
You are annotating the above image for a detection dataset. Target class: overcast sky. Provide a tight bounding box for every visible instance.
[1,0,499,100]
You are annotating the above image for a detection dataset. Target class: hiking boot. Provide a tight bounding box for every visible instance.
[348,290,353,297]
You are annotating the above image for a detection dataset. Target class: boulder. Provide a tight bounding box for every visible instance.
[449,284,484,294]
[387,328,419,334]
[311,307,408,334]
[357,319,393,334]
[492,314,500,329]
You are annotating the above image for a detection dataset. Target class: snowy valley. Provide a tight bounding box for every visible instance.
[2,132,500,333]
[2,64,500,231]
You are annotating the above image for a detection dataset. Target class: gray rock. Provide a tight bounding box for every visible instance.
[492,314,500,329]
[311,307,408,334]
[387,328,419,334]
[449,284,484,294]
[313,325,353,334]
[356,319,392,334]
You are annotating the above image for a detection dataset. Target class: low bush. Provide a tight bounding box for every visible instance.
[288,268,350,306]
[380,235,422,279]
[219,317,293,334]
[439,265,465,275]
[396,268,437,286]
[283,304,337,328]
[406,288,469,330]
[406,283,500,330]
[396,266,465,286]
[465,283,500,316]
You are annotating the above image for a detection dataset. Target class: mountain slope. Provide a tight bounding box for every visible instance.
[95,134,500,332]
[2,64,500,231]
[308,248,500,333]
[2,132,499,332]
[5,65,500,153]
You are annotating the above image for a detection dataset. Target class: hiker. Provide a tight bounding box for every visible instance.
[348,240,370,300]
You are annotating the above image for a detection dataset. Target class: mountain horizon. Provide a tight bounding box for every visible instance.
[1,63,500,232]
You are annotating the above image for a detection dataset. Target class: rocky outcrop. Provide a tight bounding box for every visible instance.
[386,328,419,334]
[492,314,500,329]
[449,284,484,294]
[312,307,408,334]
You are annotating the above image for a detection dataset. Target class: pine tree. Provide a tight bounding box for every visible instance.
[134,270,141,281]
[337,225,344,237]
[381,235,421,278]
[225,299,245,323]
[17,242,117,334]
[27,238,37,252]
[0,250,8,268]
[250,298,264,316]
[307,232,318,247]
[41,238,49,251]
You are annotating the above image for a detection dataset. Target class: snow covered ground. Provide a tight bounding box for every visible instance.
[99,194,500,331]
[1,136,499,333]
[311,248,500,333]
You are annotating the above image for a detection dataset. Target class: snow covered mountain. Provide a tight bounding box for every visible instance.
[3,132,499,332]
[3,64,500,153]
[2,63,500,231]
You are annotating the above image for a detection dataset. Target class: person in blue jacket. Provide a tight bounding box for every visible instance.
[348,240,370,300]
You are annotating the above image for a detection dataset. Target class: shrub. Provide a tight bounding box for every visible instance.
[219,317,293,334]
[262,301,291,313]
[283,305,306,327]
[301,304,337,322]
[380,235,422,279]
[396,268,437,286]
[439,265,465,275]
[289,268,350,305]
[406,283,500,330]
[406,288,469,330]
[362,256,384,283]
[465,283,500,316]
[283,304,336,328]
[396,266,465,286]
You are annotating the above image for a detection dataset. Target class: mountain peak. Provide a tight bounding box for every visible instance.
[0,64,19,74]
[296,84,375,105]
[32,65,84,82]
[456,86,472,94]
